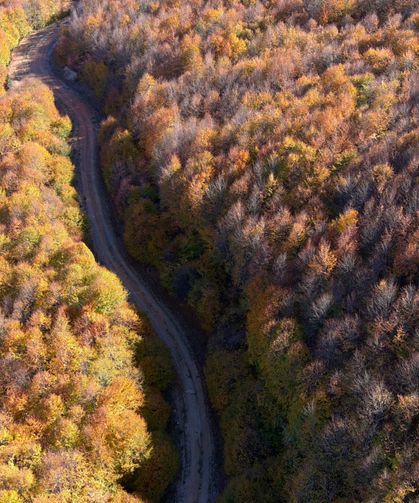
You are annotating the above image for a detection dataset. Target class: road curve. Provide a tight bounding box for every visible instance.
[9,24,217,503]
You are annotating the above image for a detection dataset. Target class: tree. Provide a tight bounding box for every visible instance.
[0,79,175,500]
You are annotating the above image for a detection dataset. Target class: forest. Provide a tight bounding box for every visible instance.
[56,0,418,501]
[0,2,177,502]
[1,0,418,501]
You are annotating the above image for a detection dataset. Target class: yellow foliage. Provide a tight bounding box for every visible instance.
[228,32,248,59]
[0,30,11,66]
[332,208,359,234]
[204,8,224,23]
[181,34,204,73]
[309,241,338,277]
[0,490,23,503]
[364,47,395,73]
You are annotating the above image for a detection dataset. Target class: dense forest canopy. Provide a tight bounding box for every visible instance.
[0,0,417,501]
[58,0,419,501]
[0,3,178,502]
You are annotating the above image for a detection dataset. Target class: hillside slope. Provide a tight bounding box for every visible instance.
[58,0,418,501]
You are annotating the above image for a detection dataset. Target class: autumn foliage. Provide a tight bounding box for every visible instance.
[0,78,177,502]
[58,0,418,501]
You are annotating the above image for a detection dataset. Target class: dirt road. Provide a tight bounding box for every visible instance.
[9,24,217,503]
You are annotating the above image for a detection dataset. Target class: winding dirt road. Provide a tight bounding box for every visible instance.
[9,24,217,503]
